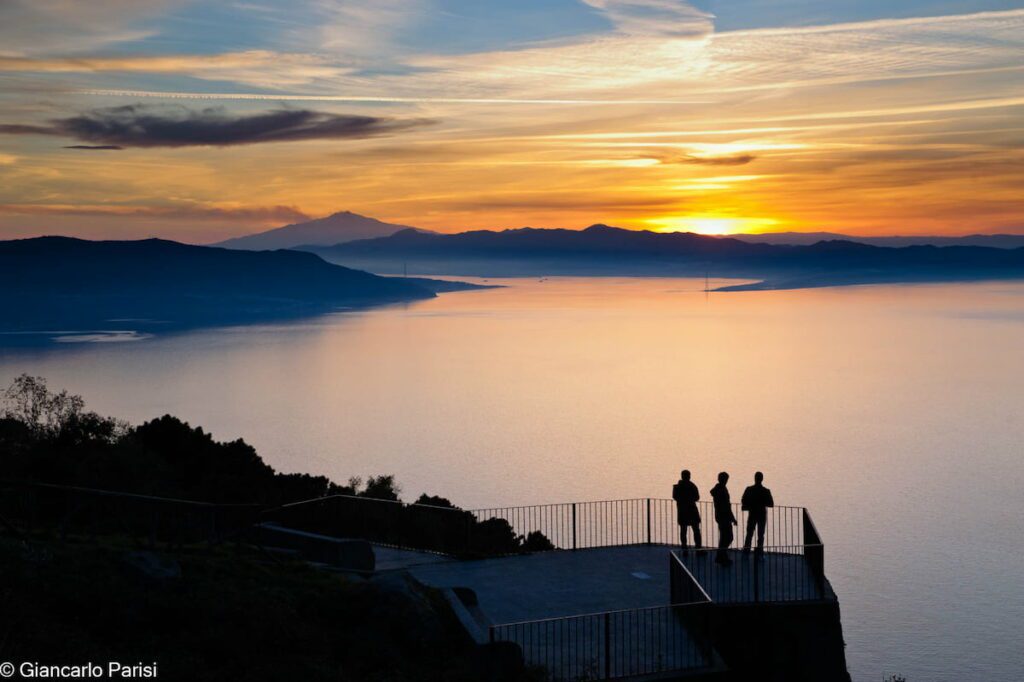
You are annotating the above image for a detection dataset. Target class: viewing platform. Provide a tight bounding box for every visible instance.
[3,483,849,681]
[266,495,849,681]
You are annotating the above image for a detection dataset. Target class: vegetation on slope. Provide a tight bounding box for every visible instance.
[0,538,532,682]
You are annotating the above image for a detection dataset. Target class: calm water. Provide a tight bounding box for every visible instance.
[2,277,1023,681]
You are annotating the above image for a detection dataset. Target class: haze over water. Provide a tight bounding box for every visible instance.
[2,277,1023,681]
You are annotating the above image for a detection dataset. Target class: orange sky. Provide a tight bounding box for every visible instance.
[1,2,1022,242]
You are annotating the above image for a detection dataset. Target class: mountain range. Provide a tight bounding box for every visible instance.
[214,211,430,250]
[302,224,1024,290]
[214,210,1024,252]
[0,237,482,337]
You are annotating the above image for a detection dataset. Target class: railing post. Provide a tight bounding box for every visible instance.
[646,498,651,545]
[604,611,611,679]
[572,502,577,550]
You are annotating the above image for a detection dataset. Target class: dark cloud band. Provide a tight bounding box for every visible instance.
[678,154,757,166]
[0,104,432,148]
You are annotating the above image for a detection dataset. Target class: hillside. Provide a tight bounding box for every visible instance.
[0,236,437,334]
[214,210,430,250]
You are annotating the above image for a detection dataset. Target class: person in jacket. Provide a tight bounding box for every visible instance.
[672,469,701,549]
[741,471,775,554]
[710,472,737,566]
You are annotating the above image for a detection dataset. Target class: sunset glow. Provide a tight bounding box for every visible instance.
[649,216,780,236]
[1,2,1022,242]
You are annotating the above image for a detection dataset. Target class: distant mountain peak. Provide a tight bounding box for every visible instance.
[581,223,616,233]
[214,210,434,251]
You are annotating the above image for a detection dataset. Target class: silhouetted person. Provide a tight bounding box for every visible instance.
[741,471,775,554]
[710,472,736,566]
[672,469,701,549]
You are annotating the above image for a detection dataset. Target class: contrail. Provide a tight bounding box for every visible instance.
[78,89,712,106]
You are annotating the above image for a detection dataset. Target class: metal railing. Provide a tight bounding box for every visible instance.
[0,480,264,548]
[671,546,825,603]
[489,602,713,681]
[266,494,812,559]
[265,494,479,555]
[2,483,826,571]
[477,499,807,551]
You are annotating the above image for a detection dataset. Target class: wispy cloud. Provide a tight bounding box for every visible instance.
[0,202,309,222]
[310,0,427,60]
[79,89,706,106]
[0,0,180,56]
[580,0,711,36]
[185,6,1020,108]
[0,52,350,88]
[0,104,433,148]
[676,154,757,166]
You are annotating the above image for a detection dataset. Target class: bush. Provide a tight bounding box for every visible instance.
[0,376,554,555]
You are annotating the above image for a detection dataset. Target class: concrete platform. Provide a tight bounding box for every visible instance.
[407,544,713,679]
[407,544,677,624]
[397,544,830,680]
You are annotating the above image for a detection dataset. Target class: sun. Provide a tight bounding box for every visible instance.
[646,216,779,235]
[682,218,737,236]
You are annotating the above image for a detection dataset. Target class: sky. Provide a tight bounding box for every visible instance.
[0,0,1022,242]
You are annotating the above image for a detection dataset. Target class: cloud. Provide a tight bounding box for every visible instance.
[0,124,51,136]
[0,104,433,148]
[366,7,1024,105]
[677,153,757,166]
[0,51,350,88]
[79,88,700,106]
[0,202,310,223]
[63,145,123,150]
[62,8,1022,108]
[579,151,758,167]
[314,0,427,57]
[0,0,180,56]
[580,0,711,37]
[441,192,685,212]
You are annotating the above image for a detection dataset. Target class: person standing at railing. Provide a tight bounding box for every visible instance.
[741,471,775,554]
[672,469,702,549]
[710,472,737,566]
